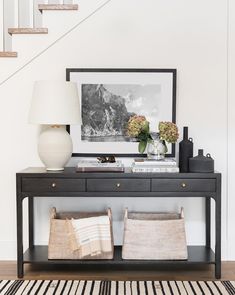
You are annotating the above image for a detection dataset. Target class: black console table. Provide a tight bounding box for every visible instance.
[16,167,221,278]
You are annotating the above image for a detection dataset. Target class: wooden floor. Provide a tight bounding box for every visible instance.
[0,262,235,281]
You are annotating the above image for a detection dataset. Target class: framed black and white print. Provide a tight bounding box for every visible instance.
[66,68,176,157]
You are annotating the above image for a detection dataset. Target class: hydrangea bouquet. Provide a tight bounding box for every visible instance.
[126,115,152,153]
[127,115,179,154]
[158,121,179,153]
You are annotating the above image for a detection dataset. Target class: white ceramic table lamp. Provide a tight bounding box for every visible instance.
[29,81,81,170]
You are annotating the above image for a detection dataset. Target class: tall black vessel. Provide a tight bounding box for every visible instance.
[179,127,193,172]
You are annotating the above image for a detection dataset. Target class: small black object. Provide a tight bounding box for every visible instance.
[179,127,193,172]
[97,155,116,163]
[189,149,214,173]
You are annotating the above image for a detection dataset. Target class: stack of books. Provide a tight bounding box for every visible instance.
[132,158,179,173]
[76,160,125,172]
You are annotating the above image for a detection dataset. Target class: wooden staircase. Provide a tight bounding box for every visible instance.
[8,28,48,35]
[0,4,78,58]
[0,51,17,57]
[38,4,78,12]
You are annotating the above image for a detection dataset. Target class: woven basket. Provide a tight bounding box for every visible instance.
[122,208,188,260]
[48,207,114,260]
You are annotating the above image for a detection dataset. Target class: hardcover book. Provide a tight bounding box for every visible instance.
[134,158,177,166]
[132,165,179,173]
[76,160,124,172]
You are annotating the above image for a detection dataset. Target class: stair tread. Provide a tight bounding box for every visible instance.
[8,28,48,35]
[38,4,78,11]
[0,51,18,57]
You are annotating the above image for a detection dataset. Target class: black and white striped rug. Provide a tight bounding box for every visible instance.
[1,280,235,294]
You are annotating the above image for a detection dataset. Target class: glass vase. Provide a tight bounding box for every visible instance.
[147,132,166,160]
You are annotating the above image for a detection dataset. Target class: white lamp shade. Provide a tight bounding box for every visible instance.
[29,81,81,125]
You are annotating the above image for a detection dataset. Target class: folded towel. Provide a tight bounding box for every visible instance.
[68,215,112,257]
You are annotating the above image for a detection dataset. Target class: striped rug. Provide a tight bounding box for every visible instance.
[1,280,235,294]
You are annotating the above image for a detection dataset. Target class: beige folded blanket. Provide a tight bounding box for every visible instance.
[67,215,112,257]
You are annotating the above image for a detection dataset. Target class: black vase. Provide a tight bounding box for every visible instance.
[179,127,193,172]
[189,149,214,173]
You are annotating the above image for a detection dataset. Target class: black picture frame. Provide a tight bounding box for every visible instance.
[66,68,177,158]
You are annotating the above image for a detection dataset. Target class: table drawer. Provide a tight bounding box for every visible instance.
[151,179,216,192]
[22,178,86,192]
[87,179,150,192]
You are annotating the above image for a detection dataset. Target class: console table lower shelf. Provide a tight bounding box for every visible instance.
[23,246,215,267]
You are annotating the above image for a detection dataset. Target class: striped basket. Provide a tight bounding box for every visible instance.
[122,207,188,260]
[48,207,114,260]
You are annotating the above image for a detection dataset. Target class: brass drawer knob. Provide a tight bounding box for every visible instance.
[51,182,56,188]
[116,183,121,188]
[181,183,186,188]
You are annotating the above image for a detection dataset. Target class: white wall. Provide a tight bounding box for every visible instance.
[0,0,233,260]
[228,0,235,260]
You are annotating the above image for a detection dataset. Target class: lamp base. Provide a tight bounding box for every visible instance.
[46,167,65,171]
[38,126,72,171]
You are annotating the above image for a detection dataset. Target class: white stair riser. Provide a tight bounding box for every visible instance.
[42,10,79,36]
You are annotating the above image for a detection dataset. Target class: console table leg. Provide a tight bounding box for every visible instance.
[28,197,34,249]
[17,195,24,278]
[205,198,211,248]
[215,194,221,279]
